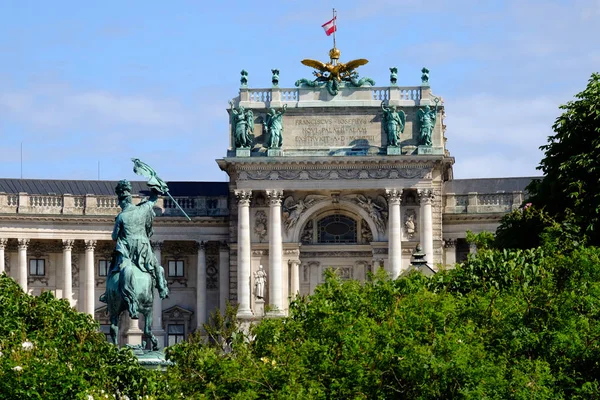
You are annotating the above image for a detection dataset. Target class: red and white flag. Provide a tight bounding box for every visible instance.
[322,17,337,36]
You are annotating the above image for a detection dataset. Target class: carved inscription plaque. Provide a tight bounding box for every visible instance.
[286,114,381,149]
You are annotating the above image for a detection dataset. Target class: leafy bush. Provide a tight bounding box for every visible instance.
[0,274,160,399]
[164,248,600,398]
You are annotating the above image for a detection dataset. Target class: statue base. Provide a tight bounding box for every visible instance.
[254,298,265,317]
[417,146,444,155]
[402,145,417,155]
[265,308,286,318]
[267,148,284,157]
[130,347,172,371]
[386,146,402,155]
[236,148,251,157]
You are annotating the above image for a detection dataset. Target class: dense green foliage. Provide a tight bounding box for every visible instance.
[527,72,600,244]
[164,245,600,399]
[0,274,160,399]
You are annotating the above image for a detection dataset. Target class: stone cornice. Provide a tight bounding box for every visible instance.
[442,213,504,223]
[0,214,228,226]
[218,155,452,171]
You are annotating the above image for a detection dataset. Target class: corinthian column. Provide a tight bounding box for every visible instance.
[418,189,435,266]
[196,241,207,329]
[17,239,29,292]
[84,240,96,316]
[235,189,253,318]
[150,241,165,348]
[385,189,403,278]
[266,189,285,316]
[0,238,7,274]
[62,239,75,306]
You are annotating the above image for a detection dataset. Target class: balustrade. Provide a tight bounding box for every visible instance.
[248,90,272,103]
[372,89,389,101]
[281,90,298,102]
[96,197,119,208]
[30,195,62,208]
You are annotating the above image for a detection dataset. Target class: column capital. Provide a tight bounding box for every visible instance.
[417,188,434,205]
[150,240,164,251]
[17,238,30,250]
[84,240,97,251]
[288,259,301,267]
[196,240,206,251]
[444,238,457,248]
[62,239,75,251]
[265,189,284,205]
[219,241,229,251]
[234,189,252,205]
[385,188,403,205]
[0,238,8,250]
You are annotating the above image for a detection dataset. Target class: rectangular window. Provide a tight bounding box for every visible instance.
[168,260,184,277]
[99,324,111,342]
[167,324,185,346]
[98,260,109,277]
[29,259,45,276]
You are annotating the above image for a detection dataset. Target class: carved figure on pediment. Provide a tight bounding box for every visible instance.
[301,220,313,244]
[282,195,327,231]
[229,101,254,149]
[254,265,267,299]
[381,101,406,147]
[345,194,388,233]
[404,209,418,239]
[254,210,268,243]
[361,219,373,243]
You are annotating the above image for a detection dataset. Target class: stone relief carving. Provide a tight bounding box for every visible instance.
[342,194,388,234]
[303,265,309,282]
[239,168,432,181]
[206,255,218,290]
[301,220,314,244]
[361,219,373,243]
[336,267,353,280]
[404,209,418,240]
[282,195,327,231]
[254,210,268,242]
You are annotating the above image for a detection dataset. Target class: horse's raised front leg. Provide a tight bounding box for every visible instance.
[110,313,119,346]
[142,310,159,351]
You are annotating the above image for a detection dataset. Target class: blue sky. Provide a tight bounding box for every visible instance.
[0,0,598,182]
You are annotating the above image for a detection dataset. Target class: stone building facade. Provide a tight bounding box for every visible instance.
[0,78,535,347]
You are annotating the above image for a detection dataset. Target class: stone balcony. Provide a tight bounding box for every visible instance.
[0,192,229,217]
[444,191,524,214]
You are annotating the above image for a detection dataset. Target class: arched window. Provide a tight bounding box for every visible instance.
[317,215,357,244]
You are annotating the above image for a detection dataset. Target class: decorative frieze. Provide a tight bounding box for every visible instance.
[238,167,432,181]
[301,251,373,258]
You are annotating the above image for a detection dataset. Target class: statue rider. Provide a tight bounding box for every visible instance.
[100,179,169,318]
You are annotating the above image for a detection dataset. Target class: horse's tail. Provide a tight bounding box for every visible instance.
[119,259,139,318]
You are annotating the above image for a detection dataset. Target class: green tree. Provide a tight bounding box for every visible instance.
[0,274,159,399]
[527,72,600,244]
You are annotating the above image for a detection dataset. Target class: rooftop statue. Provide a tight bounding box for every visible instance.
[381,101,406,148]
[229,101,254,149]
[264,104,287,149]
[296,47,374,96]
[417,96,440,147]
[100,159,190,351]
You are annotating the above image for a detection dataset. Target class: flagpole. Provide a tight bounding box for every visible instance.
[332,8,337,49]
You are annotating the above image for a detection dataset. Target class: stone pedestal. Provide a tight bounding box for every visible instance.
[127,316,144,346]
[267,148,284,157]
[402,145,417,155]
[254,298,265,318]
[386,146,402,155]
[417,146,444,155]
[236,149,251,157]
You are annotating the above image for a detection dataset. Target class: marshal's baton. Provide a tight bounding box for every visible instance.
[164,191,192,221]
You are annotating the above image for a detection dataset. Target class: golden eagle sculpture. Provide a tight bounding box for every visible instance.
[301,47,368,82]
